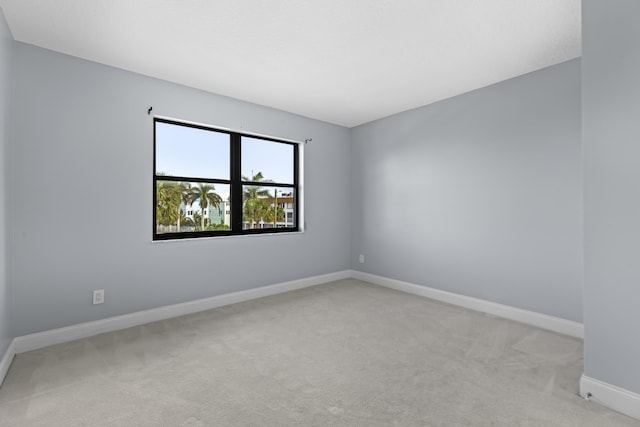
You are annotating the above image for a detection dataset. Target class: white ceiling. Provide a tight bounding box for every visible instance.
[0,0,581,128]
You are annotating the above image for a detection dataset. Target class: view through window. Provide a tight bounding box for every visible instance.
[154,118,299,240]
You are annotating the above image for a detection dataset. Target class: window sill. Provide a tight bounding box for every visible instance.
[150,229,305,244]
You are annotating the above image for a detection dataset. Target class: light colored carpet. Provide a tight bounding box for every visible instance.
[0,279,638,426]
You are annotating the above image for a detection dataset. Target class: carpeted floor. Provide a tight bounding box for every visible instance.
[0,279,638,426]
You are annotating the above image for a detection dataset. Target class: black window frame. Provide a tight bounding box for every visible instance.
[153,117,300,240]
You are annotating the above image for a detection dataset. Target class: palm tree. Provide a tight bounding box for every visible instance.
[174,182,191,232]
[243,198,270,229]
[263,188,285,227]
[156,181,181,229]
[192,212,203,231]
[264,202,285,227]
[188,183,223,231]
[242,171,272,229]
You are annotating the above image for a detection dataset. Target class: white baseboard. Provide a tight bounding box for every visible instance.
[12,269,583,355]
[14,270,351,353]
[580,375,640,420]
[350,270,584,339]
[0,338,16,387]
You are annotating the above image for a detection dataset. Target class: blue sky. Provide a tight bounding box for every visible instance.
[156,122,293,184]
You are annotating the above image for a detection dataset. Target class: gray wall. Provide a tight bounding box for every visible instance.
[351,59,583,322]
[11,43,351,336]
[0,8,13,356]
[583,1,640,394]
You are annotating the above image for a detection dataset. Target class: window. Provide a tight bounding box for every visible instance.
[154,118,300,240]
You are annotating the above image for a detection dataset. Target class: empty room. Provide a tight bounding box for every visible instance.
[1,1,640,425]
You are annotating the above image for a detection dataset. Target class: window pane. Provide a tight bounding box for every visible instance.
[156,122,230,180]
[242,186,295,230]
[156,181,230,234]
[241,137,294,184]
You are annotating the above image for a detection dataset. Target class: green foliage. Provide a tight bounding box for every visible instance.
[156,181,182,226]
[156,181,191,230]
[264,203,285,226]
[181,217,195,228]
[206,223,230,231]
[242,171,273,228]
[243,198,270,229]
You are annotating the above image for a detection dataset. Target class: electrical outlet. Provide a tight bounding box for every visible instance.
[359,254,365,264]
[93,289,105,305]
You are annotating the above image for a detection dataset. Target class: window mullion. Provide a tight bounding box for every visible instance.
[230,133,243,231]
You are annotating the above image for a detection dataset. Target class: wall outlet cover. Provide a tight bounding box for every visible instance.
[93,289,105,305]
